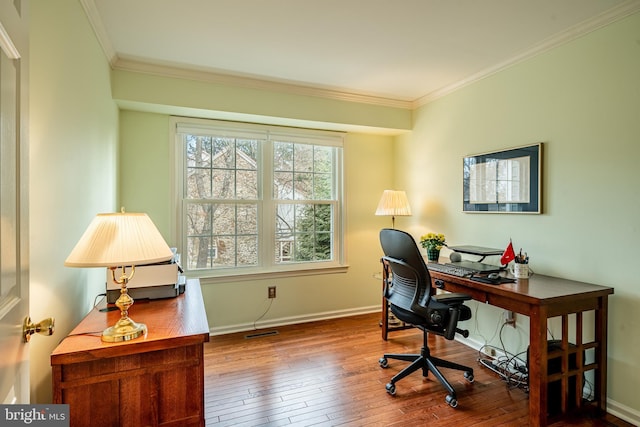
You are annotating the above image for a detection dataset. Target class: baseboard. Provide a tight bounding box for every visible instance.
[209,305,380,336]
[606,399,640,425]
[455,335,485,353]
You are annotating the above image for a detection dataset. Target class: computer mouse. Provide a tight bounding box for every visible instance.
[488,273,500,281]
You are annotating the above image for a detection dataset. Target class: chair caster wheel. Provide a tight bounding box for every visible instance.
[464,371,474,382]
[379,357,389,368]
[445,394,458,408]
[385,383,396,396]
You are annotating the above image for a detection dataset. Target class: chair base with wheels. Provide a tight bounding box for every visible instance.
[379,329,474,407]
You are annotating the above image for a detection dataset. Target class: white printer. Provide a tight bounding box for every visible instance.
[105,249,184,303]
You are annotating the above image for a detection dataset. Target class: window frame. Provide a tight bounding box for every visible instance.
[171,117,347,281]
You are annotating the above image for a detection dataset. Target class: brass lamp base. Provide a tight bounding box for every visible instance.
[102,266,147,342]
[101,316,147,342]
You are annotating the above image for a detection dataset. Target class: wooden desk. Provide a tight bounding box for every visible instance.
[51,279,210,427]
[380,264,614,427]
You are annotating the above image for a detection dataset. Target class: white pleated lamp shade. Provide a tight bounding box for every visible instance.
[65,212,173,267]
[375,190,412,217]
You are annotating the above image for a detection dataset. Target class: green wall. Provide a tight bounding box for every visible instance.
[395,11,640,417]
[29,0,119,403]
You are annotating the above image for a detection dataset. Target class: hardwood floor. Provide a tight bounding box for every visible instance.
[204,313,632,427]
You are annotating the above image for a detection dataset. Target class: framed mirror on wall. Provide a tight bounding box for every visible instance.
[463,143,542,214]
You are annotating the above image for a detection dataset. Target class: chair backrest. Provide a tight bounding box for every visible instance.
[379,228,433,316]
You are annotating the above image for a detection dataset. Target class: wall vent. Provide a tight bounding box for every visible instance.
[244,330,279,339]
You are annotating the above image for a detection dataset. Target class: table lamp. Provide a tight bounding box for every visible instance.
[375,190,412,228]
[65,210,173,342]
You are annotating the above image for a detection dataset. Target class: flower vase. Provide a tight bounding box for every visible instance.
[426,248,440,262]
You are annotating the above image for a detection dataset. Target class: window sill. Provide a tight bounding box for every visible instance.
[191,264,350,284]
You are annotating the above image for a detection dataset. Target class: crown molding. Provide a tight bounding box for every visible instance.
[83,0,640,111]
[80,0,117,66]
[112,57,413,109]
[413,0,640,108]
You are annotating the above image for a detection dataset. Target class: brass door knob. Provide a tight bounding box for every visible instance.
[23,316,55,342]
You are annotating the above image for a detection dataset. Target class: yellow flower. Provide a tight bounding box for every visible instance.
[419,232,446,250]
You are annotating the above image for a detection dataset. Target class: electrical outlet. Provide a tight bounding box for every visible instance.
[268,286,276,299]
[504,310,516,327]
[484,347,496,357]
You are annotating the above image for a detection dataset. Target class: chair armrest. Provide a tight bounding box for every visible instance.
[433,293,472,340]
[432,293,472,305]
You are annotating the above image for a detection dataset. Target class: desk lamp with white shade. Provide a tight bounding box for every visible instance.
[64,210,173,342]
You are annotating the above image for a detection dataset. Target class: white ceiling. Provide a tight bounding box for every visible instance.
[87,0,640,106]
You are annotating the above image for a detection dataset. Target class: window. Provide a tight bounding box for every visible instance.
[173,118,344,278]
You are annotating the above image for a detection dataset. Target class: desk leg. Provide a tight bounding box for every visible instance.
[529,305,549,427]
[595,296,609,415]
[381,296,389,340]
[381,260,390,340]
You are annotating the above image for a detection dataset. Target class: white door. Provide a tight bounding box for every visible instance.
[0,2,29,405]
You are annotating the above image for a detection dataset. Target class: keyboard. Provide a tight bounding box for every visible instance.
[427,263,476,277]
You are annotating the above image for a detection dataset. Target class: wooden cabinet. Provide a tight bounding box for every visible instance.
[51,279,209,427]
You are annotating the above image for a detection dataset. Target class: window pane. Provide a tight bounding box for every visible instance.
[186,168,211,199]
[186,235,214,269]
[314,173,332,200]
[212,137,234,168]
[294,205,313,233]
[293,172,313,200]
[237,170,258,199]
[274,142,335,201]
[186,135,212,168]
[237,235,258,265]
[186,202,258,269]
[293,144,313,172]
[186,203,213,270]
[274,171,293,200]
[275,203,294,234]
[186,203,212,237]
[315,232,332,260]
[275,239,293,263]
[236,204,258,234]
[274,142,293,171]
[212,169,235,199]
[294,235,314,261]
[214,235,236,267]
[276,203,333,263]
[272,141,337,263]
[315,204,332,232]
[236,139,258,170]
[314,146,332,173]
[212,204,235,234]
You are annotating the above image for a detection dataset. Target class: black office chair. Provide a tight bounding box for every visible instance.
[378,228,474,407]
